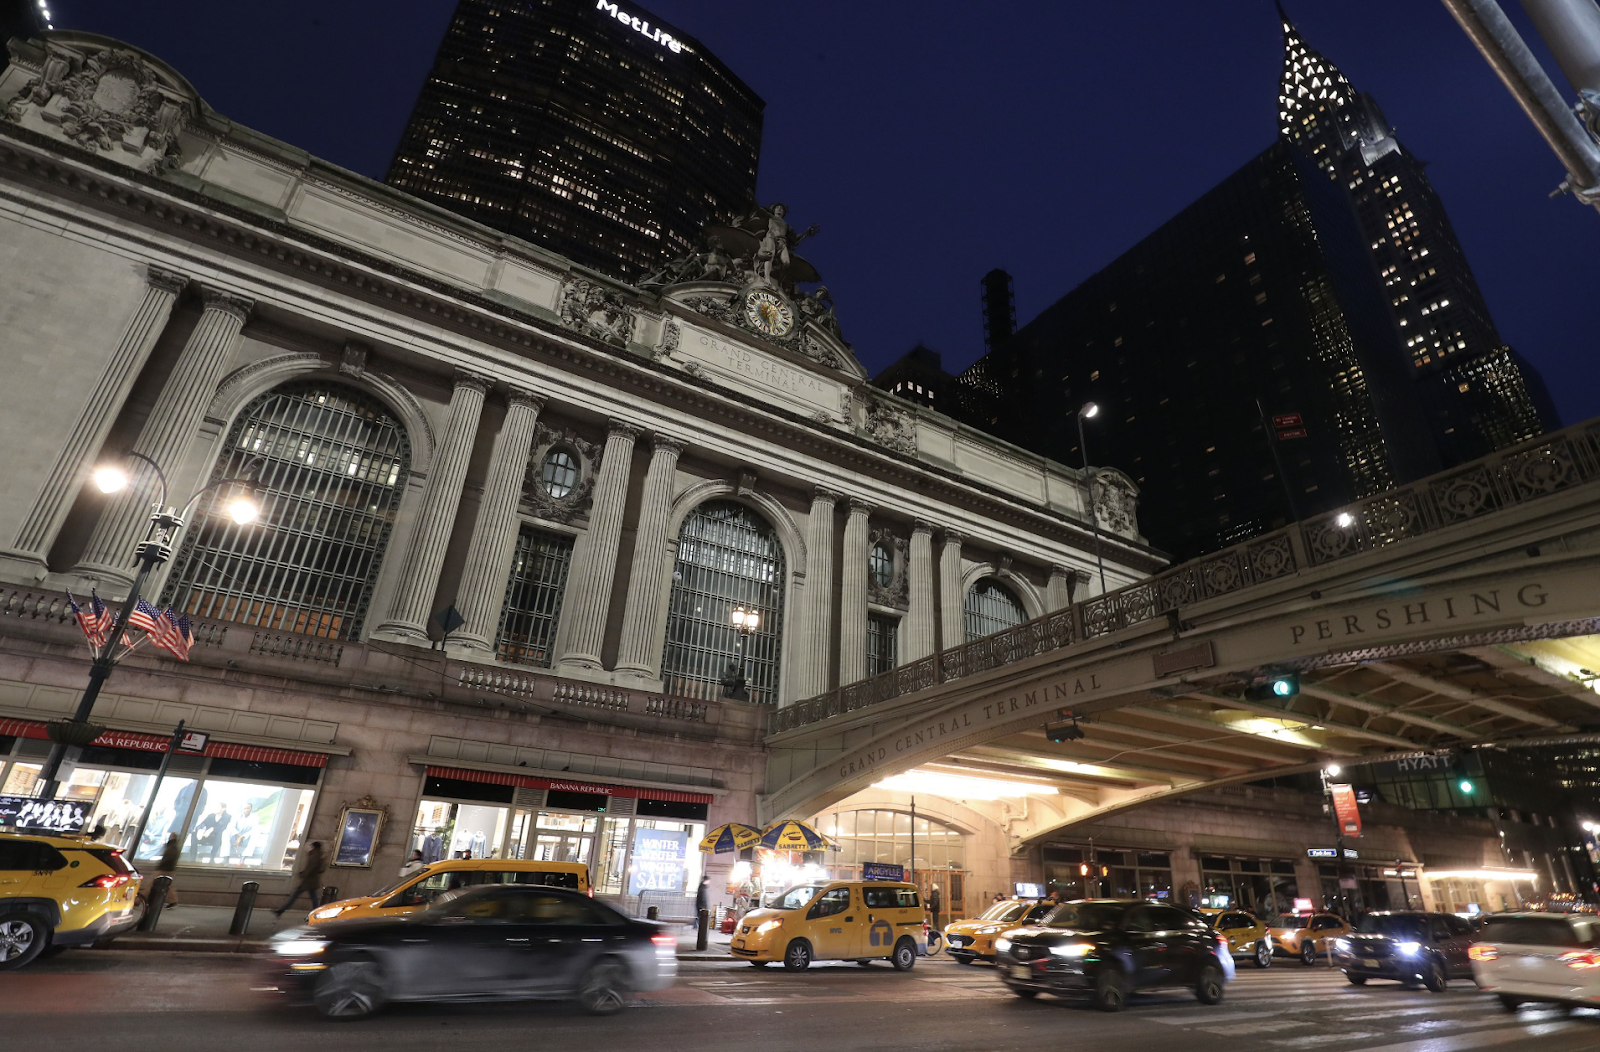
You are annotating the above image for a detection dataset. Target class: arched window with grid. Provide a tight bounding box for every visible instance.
[163,381,410,640]
[964,577,1026,642]
[661,500,785,706]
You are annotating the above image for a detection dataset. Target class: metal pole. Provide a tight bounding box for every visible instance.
[909,794,916,889]
[1439,0,1600,208]
[1257,399,1302,524]
[1521,0,1600,99]
[1076,412,1108,597]
[125,720,185,861]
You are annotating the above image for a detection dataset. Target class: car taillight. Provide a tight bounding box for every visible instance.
[923,922,930,939]
[1468,945,1498,962]
[1560,950,1600,970]
[587,888,594,897]
[80,873,132,889]
[651,933,676,950]
[1216,934,1229,950]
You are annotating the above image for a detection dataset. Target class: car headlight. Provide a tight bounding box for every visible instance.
[272,935,330,957]
[1050,942,1096,958]
[979,926,1002,935]
[1334,938,1350,953]
[995,937,1012,955]
[1397,941,1421,956]
[309,905,349,921]
[754,919,783,935]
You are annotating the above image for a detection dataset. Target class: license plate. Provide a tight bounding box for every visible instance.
[1360,959,1379,968]
[1009,964,1032,980]
[732,939,744,949]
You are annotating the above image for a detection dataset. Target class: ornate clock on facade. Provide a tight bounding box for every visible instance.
[742,288,794,338]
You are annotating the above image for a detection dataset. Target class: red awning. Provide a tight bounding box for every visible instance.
[425,765,712,804]
[0,716,327,767]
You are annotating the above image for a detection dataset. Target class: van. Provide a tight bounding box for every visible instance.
[730,880,925,971]
[307,858,590,925]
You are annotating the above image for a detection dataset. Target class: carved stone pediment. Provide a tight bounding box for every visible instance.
[557,277,634,347]
[524,422,603,524]
[1090,468,1141,539]
[2,35,197,173]
[860,396,917,456]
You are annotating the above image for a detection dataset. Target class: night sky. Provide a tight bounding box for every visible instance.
[61,0,1600,425]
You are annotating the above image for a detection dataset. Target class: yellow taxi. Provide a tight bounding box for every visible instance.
[1202,907,1275,968]
[944,898,1058,964]
[307,858,589,925]
[1268,911,1351,965]
[0,830,141,969]
[730,880,926,971]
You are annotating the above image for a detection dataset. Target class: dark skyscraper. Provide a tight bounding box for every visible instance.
[386,0,764,281]
[931,12,1554,561]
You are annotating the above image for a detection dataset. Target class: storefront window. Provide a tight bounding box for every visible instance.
[627,818,705,897]
[136,777,199,859]
[1200,857,1298,914]
[1044,845,1172,901]
[2,763,40,795]
[182,779,316,869]
[594,817,631,895]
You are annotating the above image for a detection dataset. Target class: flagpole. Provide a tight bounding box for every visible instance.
[125,719,186,862]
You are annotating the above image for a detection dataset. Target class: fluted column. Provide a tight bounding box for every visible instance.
[837,497,874,686]
[614,433,687,679]
[938,529,966,650]
[452,389,545,651]
[555,420,641,672]
[790,487,839,701]
[373,371,490,641]
[5,266,189,576]
[903,520,936,661]
[74,288,254,592]
[1047,564,1074,612]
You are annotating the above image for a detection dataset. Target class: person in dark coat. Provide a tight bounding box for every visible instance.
[929,883,942,932]
[275,841,327,917]
[155,831,181,907]
[695,875,710,915]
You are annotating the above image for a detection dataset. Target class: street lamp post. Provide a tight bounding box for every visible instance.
[1075,402,1108,597]
[722,605,760,702]
[33,453,260,801]
[1320,763,1350,917]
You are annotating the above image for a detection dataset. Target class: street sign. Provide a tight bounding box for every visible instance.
[1272,413,1304,428]
[862,862,905,881]
[1277,427,1308,440]
[1308,847,1359,859]
[178,730,208,753]
[1330,783,1363,837]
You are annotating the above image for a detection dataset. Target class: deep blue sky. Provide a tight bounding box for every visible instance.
[63,1,1599,424]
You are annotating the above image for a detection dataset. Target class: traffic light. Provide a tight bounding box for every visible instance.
[1244,672,1299,701]
[1046,711,1085,742]
[1079,863,1089,877]
[1459,779,1475,795]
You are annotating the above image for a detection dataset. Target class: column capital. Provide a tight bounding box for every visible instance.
[606,419,644,442]
[198,288,253,322]
[145,265,188,296]
[453,370,494,394]
[1049,563,1072,579]
[847,496,876,516]
[911,518,935,535]
[941,527,966,546]
[650,433,687,456]
[506,387,546,412]
[811,485,842,506]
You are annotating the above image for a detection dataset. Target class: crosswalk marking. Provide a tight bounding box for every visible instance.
[1340,1019,1578,1052]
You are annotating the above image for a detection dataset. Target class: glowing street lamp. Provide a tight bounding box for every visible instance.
[720,605,761,702]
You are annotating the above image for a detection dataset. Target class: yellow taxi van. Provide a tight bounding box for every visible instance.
[307,858,589,925]
[730,880,926,971]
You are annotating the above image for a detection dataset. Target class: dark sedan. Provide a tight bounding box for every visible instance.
[261,883,677,1019]
[1333,911,1477,991]
[994,899,1233,1011]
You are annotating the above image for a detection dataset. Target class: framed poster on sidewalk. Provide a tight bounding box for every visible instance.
[331,800,387,868]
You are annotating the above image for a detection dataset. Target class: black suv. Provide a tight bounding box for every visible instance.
[995,899,1231,1011]
[1333,911,1477,991]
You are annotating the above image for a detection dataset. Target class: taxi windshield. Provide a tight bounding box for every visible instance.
[771,884,825,910]
[979,900,1030,923]
[368,872,425,900]
[1271,915,1312,929]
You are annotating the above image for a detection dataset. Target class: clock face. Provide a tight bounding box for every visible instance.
[743,289,794,337]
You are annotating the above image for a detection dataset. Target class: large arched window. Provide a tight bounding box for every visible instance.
[964,577,1026,642]
[661,500,785,706]
[164,381,410,640]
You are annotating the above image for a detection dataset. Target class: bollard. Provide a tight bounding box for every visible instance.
[137,875,172,932]
[321,886,338,906]
[229,881,260,936]
[646,905,659,920]
[697,908,709,951]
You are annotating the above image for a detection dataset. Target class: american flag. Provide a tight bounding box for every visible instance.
[89,590,114,641]
[124,599,163,639]
[67,593,104,650]
[152,607,193,661]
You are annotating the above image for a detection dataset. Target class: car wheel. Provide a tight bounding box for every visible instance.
[0,915,49,972]
[1195,962,1225,1005]
[856,959,871,966]
[1301,941,1317,966]
[783,939,811,971]
[1094,967,1127,1012]
[1346,973,1367,985]
[313,958,386,1020]
[1497,995,1521,1012]
[38,944,68,960]
[748,960,768,968]
[955,954,974,965]
[892,938,916,972]
[1423,960,1448,993]
[1254,940,1272,969]
[576,958,630,1016]
[1012,987,1039,999]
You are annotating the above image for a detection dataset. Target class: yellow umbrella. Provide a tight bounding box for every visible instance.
[699,822,762,854]
[758,818,836,852]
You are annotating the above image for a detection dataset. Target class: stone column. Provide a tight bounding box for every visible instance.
[790,487,839,700]
[903,520,936,661]
[5,265,189,576]
[614,433,687,679]
[555,420,640,672]
[837,497,874,686]
[73,288,254,592]
[373,371,490,641]
[451,389,545,652]
[938,529,965,650]
[1046,565,1074,612]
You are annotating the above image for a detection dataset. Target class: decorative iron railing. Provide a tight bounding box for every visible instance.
[771,419,1600,735]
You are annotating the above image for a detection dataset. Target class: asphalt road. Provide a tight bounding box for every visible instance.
[8,950,1598,1052]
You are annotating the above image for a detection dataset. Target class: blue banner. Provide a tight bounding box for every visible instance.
[629,827,689,894]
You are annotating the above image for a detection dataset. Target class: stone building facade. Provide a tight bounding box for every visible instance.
[0,33,1159,908]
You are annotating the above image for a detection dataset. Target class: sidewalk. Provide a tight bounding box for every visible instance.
[110,904,740,960]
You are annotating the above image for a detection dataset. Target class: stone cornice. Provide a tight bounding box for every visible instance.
[0,123,1166,574]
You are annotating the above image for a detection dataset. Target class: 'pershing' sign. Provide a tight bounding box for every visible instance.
[596,2,685,53]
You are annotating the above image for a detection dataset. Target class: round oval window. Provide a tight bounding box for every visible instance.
[540,449,579,499]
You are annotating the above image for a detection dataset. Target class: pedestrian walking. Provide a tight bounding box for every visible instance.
[929,883,942,932]
[156,831,181,908]
[399,849,426,878]
[695,875,710,916]
[274,841,327,917]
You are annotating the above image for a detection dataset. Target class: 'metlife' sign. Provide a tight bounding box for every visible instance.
[596,2,685,53]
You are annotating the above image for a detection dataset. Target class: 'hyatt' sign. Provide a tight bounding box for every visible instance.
[596,2,685,53]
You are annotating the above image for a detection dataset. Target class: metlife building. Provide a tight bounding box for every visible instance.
[387,0,764,280]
